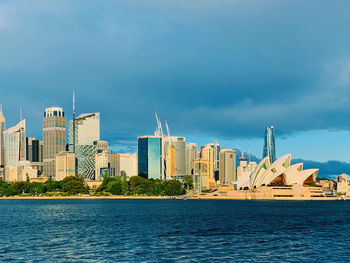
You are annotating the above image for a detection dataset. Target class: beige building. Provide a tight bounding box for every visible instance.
[219,149,236,185]
[4,161,37,182]
[55,152,76,181]
[336,174,350,196]
[118,153,137,178]
[201,145,215,181]
[186,143,197,176]
[94,140,108,152]
[193,158,216,191]
[95,150,110,181]
[4,166,18,182]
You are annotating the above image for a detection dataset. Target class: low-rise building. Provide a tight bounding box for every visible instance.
[55,152,76,181]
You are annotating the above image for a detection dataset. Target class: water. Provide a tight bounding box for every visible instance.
[0,199,349,262]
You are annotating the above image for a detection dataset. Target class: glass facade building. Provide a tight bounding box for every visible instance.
[68,113,100,152]
[263,126,276,163]
[3,119,26,167]
[138,136,162,179]
[76,144,97,179]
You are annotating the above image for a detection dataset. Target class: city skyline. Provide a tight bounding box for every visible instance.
[1,1,350,163]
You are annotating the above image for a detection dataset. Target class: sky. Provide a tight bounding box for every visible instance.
[1,0,350,162]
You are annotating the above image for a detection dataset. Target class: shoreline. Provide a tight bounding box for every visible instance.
[0,195,340,201]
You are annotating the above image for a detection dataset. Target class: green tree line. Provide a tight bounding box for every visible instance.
[0,175,192,197]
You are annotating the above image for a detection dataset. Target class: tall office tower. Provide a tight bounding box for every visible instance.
[138,136,163,179]
[186,143,197,176]
[43,107,66,178]
[68,113,100,152]
[219,149,237,185]
[205,141,220,179]
[263,126,276,163]
[3,119,26,167]
[0,106,5,167]
[193,158,210,191]
[26,137,36,162]
[164,136,186,179]
[202,145,214,177]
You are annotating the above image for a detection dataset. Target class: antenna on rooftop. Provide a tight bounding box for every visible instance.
[20,106,22,121]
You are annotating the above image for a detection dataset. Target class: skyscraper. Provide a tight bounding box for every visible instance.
[3,119,26,167]
[0,106,5,168]
[263,126,276,163]
[68,113,100,151]
[138,136,163,180]
[219,149,237,185]
[43,107,66,178]
[205,141,220,180]
[185,143,197,176]
[164,136,186,179]
[68,113,100,179]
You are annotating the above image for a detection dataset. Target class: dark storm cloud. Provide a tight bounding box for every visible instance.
[1,0,350,147]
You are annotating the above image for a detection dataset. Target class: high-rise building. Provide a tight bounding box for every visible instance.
[3,119,26,167]
[68,113,100,151]
[26,137,36,162]
[193,158,210,191]
[164,136,186,179]
[219,149,237,185]
[204,141,220,180]
[201,145,215,180]
[26,137,44,175]
[76,144,97,179]
[138,136,163,179]
[43,107,66,178]
[0,106,5,168]
[186,143,197,176]
[55,152,76,181]
[263,126,276,163]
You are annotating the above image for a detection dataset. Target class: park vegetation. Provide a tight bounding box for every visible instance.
[0,174,192,197]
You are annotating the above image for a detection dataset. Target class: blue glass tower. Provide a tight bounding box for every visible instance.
[263,126,276,163]
[138,136,162,179]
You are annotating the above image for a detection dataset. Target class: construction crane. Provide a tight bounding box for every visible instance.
[154,112,163,136]
[165,120,170,137]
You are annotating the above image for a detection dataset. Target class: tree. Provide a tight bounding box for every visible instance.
[11,181,30,195]
[121,174,129,195]
[29,182,46,195]
[62,176,88,195]
[99,174,116,192]
[129,176,147,195]
[107,181,123,195]
[183,176,194,190]
[164,180,185,196]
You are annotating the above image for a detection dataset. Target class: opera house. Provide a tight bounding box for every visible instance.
[201,154,336,200]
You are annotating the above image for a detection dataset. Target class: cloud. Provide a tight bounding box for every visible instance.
[0,0,350,148]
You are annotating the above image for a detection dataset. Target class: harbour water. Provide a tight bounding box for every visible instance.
[0,199,349,262]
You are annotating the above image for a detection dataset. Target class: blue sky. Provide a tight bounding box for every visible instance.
[1,0,350,162]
